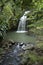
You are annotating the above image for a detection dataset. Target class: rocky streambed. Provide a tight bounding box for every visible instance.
[0,41,43,65]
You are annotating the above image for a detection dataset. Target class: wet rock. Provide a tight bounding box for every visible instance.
[22,44,34,50]
[18,53,23,57]
[8,39,15,45]
[19,42,24,46]
[2,41,9,49]
[2,54,5,58]
[0,59,3,63]
[15,57,20,62]
[0,56,4,63]
[9,44,12,48]
[19,57,30,65]
[2,40,15,49]
[10,55,13,57]
[6,56,9,59]
[9,63,14,65]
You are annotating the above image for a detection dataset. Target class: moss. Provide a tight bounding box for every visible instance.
[29,53,39,63]
[28,52,43,63]
[36,42,43,49]
[39,56,43,62]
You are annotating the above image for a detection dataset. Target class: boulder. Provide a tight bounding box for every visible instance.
[19,42,24,46]
[22,44,34,50]
[8,39,15,45]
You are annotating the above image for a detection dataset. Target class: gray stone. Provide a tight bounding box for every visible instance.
[22,44,34,50]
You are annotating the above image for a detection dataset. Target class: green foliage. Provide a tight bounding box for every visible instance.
[29,52,43,63]
[3,3,13,21]
[0,0,43,39]
[27,10,43,32]
[0,0,23,31]
[22,0,32,9]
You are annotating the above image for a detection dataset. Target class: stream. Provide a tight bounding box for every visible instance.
[0,43,27,65]
[0,42,35,65]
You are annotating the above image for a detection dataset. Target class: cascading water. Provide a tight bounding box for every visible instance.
[18,16,26,31]
[17,11,30,33]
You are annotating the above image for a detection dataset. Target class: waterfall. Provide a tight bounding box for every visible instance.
[17,11,30,33]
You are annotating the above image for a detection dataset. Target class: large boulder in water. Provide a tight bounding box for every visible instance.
[22,43,35,50]
[19,42,24,46]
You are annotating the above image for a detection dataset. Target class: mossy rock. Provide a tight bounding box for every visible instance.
[36,42,43,49]
[0,48,5,54]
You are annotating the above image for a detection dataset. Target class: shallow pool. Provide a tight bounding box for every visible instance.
[6,31,36,43]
